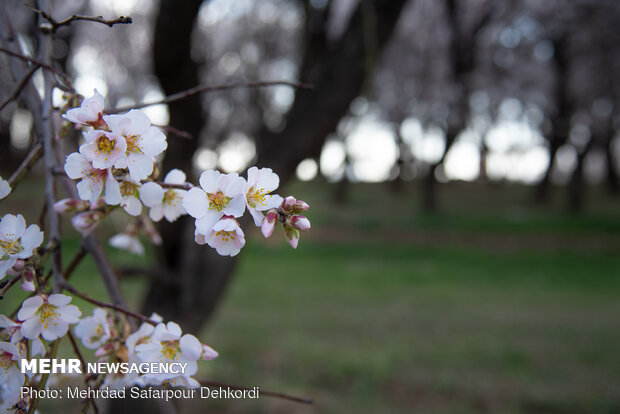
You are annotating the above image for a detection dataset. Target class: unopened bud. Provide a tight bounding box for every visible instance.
[201,344,219,361]
[284,226,300,249]
[289,215,311,231]
[280,196,297,213]
[72,211,105,236]
[54,198,90,214]
[20,264,36,292]
[261,210,278,238]
[293,200,310,213]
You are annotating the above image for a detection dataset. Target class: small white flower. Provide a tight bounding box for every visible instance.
[71,211,105,236]
[74,308,111,350]
[0,177,11,200]
[183,170,246,236]
[64,152,121,205]
[245,167,283,226]
[0,316,44,357]
[109,233,144,255]
[62,89,106,127]
[195,216,245,257]
[104,110,167,181]
[135,322,201,382]
[0,214,43,280]
[139,169,188,222]
[17,294,81,341]
[80,130,127,170]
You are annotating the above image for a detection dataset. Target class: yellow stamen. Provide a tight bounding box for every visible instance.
[215,230,235,242]
[96,136,116,154]
[161,340,180,360]
[37,303,59,330]
[163,190,180,206]
[120,181,139,197]
[246,187,268,208]
[0,237,22,255]
[126,135,140,153]
[208,191,231,211]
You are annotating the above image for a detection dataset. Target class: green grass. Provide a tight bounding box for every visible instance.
[2,179,620,413]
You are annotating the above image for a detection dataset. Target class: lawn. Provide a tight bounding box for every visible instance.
[2,179,620,413]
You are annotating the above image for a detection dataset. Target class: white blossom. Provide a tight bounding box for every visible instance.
[183,170,246,236]
[74,308,111,349]
[195,216,245,257]
[17,294,81,341]
[80,130,127,170]
[244,167,283,226]
[0,177,11,200]
[62,89,106,127]
[64,152,121,205]
[109,233,144,255]
[0,214,43,280]
[139,169,187,222]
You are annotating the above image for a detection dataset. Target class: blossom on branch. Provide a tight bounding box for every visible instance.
[244,167,283,226]
[17,294,81,341]
[183,170,246,237]
[195,216,245,257]
[80,129,127,170]
[139,169,188,222]
[62,89,106,127]
[64,152,121,205]
[74,308,111,350]
[103,110,167,181]
[0,214,43,280]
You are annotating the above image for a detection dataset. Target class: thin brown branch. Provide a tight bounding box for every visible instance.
[7,143,43,192]
[108,80,314,113]
[199,380,313,405]
[66,331,100,414]
[0,46,72,87]
[0,65,40,112]
[26,5,132,32]
[64,247,87,282]
[61,282,157,325]
[154,124,193,140]
[0,275,20,299]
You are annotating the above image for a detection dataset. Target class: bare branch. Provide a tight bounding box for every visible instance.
[0,47,73,88]
[0,65,40,112]
[108,80,314,113]
[199,380,313,405]
[66,331,100,414]
[7,143,43,191]
[26,5,132,32]
[0,275,20,299]
[61,282,158,325]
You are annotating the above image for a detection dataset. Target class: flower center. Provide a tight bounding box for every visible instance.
[125,135,140,153]
[89,324,105,343]
[215,230,235,242]
[120,181,139,197]
[38,303,59,330]
[163,190,180,206]
[0,352,13,371]
[0,237,22,255]
[247,187,267,208]
[96,135,116,155]
[161,340,180,360]
[208,191,231,211]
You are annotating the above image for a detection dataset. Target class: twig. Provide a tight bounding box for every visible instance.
[7,143,43,192]
[26,5,132,32]
[0,65,40,112]
[108,80,314,113]
[66,331,100,414]
[0,47,72,87]
[154,124,193,140]
[199,380,313,405]
[60,282,157,325]
[0,275,20,299]
[64,247,87,282]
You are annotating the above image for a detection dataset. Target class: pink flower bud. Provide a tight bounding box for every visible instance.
[201,344,219,361]
[284,226,300,249]
[11,259,25,273]
[261,210,278,239]
[293,200,310,213]
[20,264,36,292]
[280,196,297,213]
[53,198,90,214]
[72,211,105,236]
[290,215,311,231]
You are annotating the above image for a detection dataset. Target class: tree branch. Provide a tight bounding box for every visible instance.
[26,5,132,32]
[108,80,313,113]
[0,46,73,87]
[0,65,40,112]
[60,282,158,325]
[7,143,43,192]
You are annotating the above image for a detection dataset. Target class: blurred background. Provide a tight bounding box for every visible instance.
[1,0,620,413]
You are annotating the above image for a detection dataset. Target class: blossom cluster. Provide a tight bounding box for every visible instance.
[59,90,311,256]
